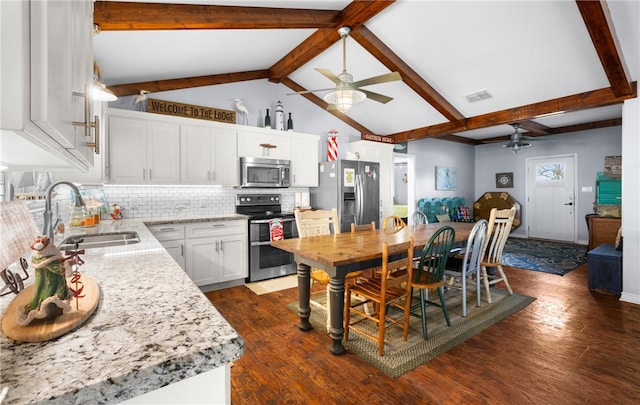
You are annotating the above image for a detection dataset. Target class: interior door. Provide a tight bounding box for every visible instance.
[526,155,576,241]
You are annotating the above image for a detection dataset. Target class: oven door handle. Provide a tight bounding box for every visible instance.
[250,217,295,224]
[251,240,283,247]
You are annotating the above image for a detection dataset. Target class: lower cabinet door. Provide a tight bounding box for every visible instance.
[219,234,248,282]
[161,240,186,271]
[186,237,219,286]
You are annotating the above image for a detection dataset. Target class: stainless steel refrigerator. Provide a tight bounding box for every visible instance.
[310,160,380,233]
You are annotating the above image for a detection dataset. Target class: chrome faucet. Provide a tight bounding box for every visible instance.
[43,181,85,240]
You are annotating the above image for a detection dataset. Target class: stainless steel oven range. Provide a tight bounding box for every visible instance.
[236,194,298,282]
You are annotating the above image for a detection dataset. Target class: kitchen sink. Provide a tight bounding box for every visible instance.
[59,231,140,250]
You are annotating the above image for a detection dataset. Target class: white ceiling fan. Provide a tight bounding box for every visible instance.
[289,27,402,113]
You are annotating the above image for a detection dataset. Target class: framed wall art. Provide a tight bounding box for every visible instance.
[496,172,513,188]
[435,166,457,191]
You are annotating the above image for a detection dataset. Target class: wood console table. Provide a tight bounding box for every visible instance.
[586,215,621,250]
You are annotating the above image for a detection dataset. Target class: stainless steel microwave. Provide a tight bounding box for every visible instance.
[240,157,290,188]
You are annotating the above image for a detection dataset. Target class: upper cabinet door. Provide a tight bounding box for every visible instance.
[147,121,181,184]
[290,135,319,187]
[108,116,147,184]
[30,0,94,166]
[237,129,291,160]
[181,124,214,185]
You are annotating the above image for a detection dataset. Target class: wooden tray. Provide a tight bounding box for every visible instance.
[1,275,100,343]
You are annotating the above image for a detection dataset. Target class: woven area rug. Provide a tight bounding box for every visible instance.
[502,238,587,276]
[288,287,535,378]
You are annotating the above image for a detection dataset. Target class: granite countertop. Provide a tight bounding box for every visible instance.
[0,217,245,404]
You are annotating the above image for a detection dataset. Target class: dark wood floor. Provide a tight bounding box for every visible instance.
[206,264,640,404]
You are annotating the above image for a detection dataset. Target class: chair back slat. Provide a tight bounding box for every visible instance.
[351,221,375,233]
[409,211,428,226]
[383,215,406,233]
[415,226,456,285]
[462,220,488,277]
[294,208,340,237]
[483,208,516,265]
[380,239,414,290]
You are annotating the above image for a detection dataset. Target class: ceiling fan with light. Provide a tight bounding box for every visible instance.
[503,123,533,153]
[289,27,402,113]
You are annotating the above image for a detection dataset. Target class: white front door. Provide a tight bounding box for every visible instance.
[526,155,577,242]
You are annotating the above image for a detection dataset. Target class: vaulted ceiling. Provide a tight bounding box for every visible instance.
[93,0,638,146]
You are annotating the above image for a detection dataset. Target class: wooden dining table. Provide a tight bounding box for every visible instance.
[271,222,475,355]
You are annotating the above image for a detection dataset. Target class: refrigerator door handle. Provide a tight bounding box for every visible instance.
[355,173,363,224]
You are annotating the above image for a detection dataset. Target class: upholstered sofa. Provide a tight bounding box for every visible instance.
[417,197,473,223]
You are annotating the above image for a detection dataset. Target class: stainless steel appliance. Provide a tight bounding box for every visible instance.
[239,157,290,188]
[236,194,297,282]
[310,160,380,233]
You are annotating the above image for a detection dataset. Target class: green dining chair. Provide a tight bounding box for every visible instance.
[409,225,456,339]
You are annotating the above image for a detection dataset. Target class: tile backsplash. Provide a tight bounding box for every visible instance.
[25,186,307,231]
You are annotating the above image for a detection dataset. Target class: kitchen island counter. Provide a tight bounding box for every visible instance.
[0,218,244,404]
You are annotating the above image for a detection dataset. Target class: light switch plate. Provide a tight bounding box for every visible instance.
[582,186,593,193]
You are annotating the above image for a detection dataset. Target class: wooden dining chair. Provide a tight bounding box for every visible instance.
[443,219,488,317]
[410,225,456,339]
[409,211,428,226]
[480,207,515,304]
[382,215,406,233]
[350,221,376,233]
[294,208,361,332]
[344,237,414,356]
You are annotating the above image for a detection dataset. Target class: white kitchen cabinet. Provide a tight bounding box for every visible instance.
[348,140,395,224]
[185,220,248,286]
[237,129,291,160]
[147,224,186,270]
[181,124,238,186]
[1,0,95,171]
[290,134,319,187]
[108,114,180,184]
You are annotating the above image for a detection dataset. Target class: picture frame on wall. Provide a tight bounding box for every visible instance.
[496,172,514,188]
[435,166,457,191]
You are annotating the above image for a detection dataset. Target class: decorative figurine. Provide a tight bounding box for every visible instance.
[275,101,284,130]
[264,108,271,128]
[18,236,72,325]
[231,98,249,125]
[110,203,123,220]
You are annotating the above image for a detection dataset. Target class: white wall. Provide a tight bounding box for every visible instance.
[621,98,639,304]
[408,138,476,208]
[475,127,622,240]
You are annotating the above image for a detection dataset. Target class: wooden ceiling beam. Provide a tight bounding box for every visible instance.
[268,1,395,82]
[108,70,270,97]
[576,0,633,97]
[93,1,340,30]
[350,26,465,124]
[479,117,623,145]
[280,77,373,135]
[517,120,551,135]
[391,82,636,142]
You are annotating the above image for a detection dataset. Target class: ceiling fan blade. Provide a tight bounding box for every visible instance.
[315,68,342,85]
[326,104,338,111]
[351,71,401,88]
[359,89,393,104]
[287,87,336,96]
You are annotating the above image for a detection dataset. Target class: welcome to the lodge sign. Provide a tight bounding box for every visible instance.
[147,98,236,124]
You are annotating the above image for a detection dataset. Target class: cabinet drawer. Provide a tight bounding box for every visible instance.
[186,220,246,238]
[148,224,186,241]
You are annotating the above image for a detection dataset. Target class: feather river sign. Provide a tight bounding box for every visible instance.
[147,98,236,124]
